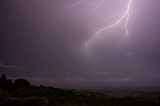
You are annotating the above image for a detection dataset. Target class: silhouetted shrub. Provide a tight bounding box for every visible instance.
[0,88,11,100]
[14,79,30,88]
[23,97,49,106]
[0,74,13,90]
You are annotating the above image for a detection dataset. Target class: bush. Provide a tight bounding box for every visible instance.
[0,97,48,106]
[0,88,11,100]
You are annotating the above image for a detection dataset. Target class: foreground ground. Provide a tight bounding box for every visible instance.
[0,74,160,106]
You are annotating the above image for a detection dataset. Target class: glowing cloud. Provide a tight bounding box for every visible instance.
[85,0,133,54]
[65,0,133,56]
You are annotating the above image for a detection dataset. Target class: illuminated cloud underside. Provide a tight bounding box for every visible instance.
[65,0,133,55]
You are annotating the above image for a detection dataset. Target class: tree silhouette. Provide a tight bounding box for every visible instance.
[14,79,30,88]
[0,74,13,90]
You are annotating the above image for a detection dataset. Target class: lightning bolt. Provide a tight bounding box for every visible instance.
[85,0,133,55]
[0,63,22,71]
[63,0,104,12]
[62,0,85,12]
[91,0,104,11]
[64,0,133,56]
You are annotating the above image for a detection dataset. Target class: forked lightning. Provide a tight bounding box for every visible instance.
[65,0,133,55]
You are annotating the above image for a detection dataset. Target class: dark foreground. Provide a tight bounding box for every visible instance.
[0,74,160,106]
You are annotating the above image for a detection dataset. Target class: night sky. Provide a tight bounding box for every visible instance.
[0,0,160,89]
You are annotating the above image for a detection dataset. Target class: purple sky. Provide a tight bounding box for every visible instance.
[0,0,160,89]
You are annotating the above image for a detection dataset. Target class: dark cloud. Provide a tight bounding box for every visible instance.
[0,0,160,89]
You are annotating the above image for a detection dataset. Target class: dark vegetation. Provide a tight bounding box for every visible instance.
[0,74,160,106]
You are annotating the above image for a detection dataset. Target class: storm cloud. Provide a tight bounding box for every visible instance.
[0,0,160,89]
